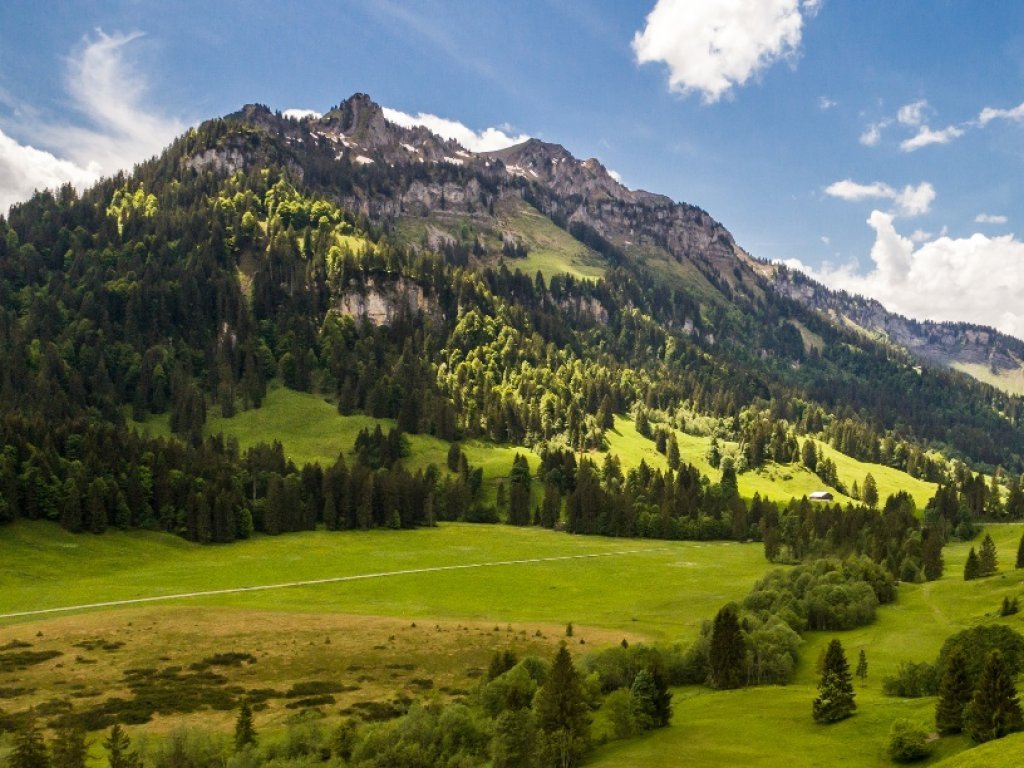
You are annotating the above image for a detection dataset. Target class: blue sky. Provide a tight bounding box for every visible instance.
[2,1,1023,337]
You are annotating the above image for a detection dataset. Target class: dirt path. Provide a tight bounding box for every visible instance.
[0,547,665,620]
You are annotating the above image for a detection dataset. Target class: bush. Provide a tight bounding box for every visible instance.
[887,720,933,762]
[882,662,939,698]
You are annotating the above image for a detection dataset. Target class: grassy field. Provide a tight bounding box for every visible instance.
[499,199,607,281]
[2,521,1023,766]
[590,523,1024,768]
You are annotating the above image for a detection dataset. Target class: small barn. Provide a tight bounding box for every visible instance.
[809,491,834,502]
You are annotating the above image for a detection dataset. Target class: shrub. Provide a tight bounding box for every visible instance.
[887,720,933,762]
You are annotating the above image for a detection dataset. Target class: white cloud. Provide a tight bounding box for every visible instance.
[283,109,322,121]
[608,169,623,183]
[1,29,183,213]
[824,179,935,217]
[632,0,818,103]
[897,99,928,126]
[859,121,887,146]
[978,100,1024,126]
[818,96,836,110]
[0,129,101,212]
[910,229,932,243]
[820,235,830,245]
[381,107,529,152]
[791,212,1024,339]
[900,124,965,152]
[975,213,1008,225]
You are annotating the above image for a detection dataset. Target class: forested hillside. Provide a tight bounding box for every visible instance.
[1,93,1023,554]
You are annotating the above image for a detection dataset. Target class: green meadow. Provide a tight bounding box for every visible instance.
[141,386,937,512]
[1,522,1023,766]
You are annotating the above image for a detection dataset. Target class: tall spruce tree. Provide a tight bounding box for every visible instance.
[234,698,257,750]
[1016,531,1024,569]
[856,650,868,681]
[50,727,87,768]
[935,647,973,735]
[8,718,49,768]
[978,533,998,577]
[964,547,981,581]
[533,644,590,768]
[964,650,1023,743]
[812,639,856,723]
[708,603,746,689]
[103,725,141,768]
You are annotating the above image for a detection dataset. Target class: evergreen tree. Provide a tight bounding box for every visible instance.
[964,650,1023,743]
[979,533,999,577]
[50,727,87,768]
[234,697,257,751]
[1017,531,1024,569]
[8,718,49,768]
[630,666,672,730]
[964,547,980,581]
[922,529,945,581]
[935,647,972,735]
[708,603,746,689]
[103,725,141,768]
[856,649,868,681]
[812,639,856,723]
[533,644,590,768]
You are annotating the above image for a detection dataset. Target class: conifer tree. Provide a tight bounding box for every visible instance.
[103,724,141,768]
[978,533,998,577]
[234,697,257,750]
[708,603,745,689]
[1016,531,1024,569]
[964,650,1023,743]
[964,547,980,581]
[812,639,856,723]
[50,727,87,768]
[935,647,972,735]
[922,529,945,581]
[8,718,49,768]
[534,644,590,768]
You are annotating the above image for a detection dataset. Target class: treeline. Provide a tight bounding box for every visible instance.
[0,417,488,542]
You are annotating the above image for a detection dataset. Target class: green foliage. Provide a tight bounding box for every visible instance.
[7,718,49,768]
[812,639,855,723]
[882,661,939,698]
[964,650,1023,743]
[533,645,590,768]
[234,698,257,751]
[855,649,867,680]
[936,647,973,735]
[887,719,933,762]
[708,604,745,690]
[104,724,142,768]
[978,533,999,577]
[938,625,1024,688]
[964,548,980,580]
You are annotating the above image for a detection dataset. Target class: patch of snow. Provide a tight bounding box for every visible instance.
[401,143,419,153]
[443,156,464,165]
[354,155,375,165]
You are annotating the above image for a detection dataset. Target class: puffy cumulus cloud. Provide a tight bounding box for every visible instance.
[1,29,184,213]
[791,212,1024,339]
[824,179,935,217]
[978,100,1024,126]
[0,129,101,212]
[818,96,836,110]
[976,213,1008,225]
[282,109,322,121]
[632,0,819,103]
[607,169,624,183]
[899,124,965,152]
[381,107,529,152]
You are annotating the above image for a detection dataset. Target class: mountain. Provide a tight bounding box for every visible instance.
[0,91,1022,545]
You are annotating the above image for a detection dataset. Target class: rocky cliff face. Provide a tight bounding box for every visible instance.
[771,266,1024,381]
